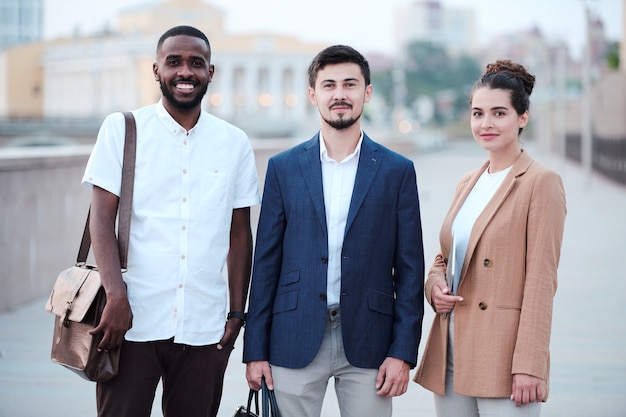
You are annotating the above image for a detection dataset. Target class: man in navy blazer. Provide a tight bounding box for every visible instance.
[244,45,424,417]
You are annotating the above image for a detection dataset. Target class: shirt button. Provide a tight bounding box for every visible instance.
[181,225,187,231]
[183,169,187,174]
[178,284,183,289]
[483,259,492,267]
[181,255,186,260]
[479,302,488,310]
[182,197,187,203]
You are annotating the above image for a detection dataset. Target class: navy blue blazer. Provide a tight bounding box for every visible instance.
[243,133,424,369]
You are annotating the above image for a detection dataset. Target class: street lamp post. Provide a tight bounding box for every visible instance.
[581,0,594,188]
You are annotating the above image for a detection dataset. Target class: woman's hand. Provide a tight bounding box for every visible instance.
[431,281,463,315]
[511,373,544,406]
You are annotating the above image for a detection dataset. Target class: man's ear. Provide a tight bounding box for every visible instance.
[308,86,317,105]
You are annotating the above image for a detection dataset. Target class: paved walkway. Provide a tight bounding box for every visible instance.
[1,140,625,417]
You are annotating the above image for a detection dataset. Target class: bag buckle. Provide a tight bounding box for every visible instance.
[63,301,72,328]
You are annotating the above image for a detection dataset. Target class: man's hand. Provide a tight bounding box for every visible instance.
[217,318,244,350]
[375,357,410,397]
[89,292,132,351]
[511,373,544,406]
[246,361,273,391]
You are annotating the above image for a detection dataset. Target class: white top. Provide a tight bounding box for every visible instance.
[450,166,511,295]
[319,132,362,306]
[82,101,260,345]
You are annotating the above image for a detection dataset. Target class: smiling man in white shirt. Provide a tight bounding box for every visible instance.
[82,25,260,417]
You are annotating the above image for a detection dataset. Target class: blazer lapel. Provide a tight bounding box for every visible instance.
[299,135,327,234]
[345,135,381,234]
[461,151,533,280]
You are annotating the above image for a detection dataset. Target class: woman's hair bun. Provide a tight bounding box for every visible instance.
[484,59,536,96]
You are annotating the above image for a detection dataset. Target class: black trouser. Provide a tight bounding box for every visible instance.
[96,338,232,417]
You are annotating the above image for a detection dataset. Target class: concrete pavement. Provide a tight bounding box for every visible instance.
[1,139,625,416]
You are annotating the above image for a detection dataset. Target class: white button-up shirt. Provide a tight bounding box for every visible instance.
[82,101,260,345]
[319,132,362,306]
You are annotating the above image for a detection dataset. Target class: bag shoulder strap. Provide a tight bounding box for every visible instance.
[117,112,137,268]
[77,111,136,269]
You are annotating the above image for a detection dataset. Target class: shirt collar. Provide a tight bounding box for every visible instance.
[156,99,206,135]
[319,130,364,163]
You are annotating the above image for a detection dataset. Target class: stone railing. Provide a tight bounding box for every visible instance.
[0,136,419,312]
[0,146,93,311]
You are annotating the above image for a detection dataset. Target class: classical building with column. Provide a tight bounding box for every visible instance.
[8,0,328,137]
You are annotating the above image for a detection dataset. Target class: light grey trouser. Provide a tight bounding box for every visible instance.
[271,308,392,417]
[434,316,541,417]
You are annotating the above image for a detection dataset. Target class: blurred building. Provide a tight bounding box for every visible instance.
[0,0,44,118]
[622,0,626,75]
[0,41,46,118]
[1,0,328,137]
[0,0,43,50]
[394,0,476,56]
[585,0,626,184]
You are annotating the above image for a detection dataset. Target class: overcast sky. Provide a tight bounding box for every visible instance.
[44,0,623,57]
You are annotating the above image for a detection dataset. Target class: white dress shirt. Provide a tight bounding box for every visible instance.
[82,100,260,345]
[319,132,363,306]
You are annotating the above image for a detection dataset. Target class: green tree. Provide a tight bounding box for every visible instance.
[370,68,394,108]
[402,41,481,125]
[369,42,481,125]
[606,41,620,70]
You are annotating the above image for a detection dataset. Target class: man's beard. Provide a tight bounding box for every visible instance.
[159,80,208,110]
[322,107,362,130]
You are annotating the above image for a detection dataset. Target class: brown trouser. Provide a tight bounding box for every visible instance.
[96,338,233,417]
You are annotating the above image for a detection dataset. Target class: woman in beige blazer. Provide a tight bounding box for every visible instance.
[414,60,566,417]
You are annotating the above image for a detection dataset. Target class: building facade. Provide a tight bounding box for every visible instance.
[0,0,42,50]
[394,0,476,56]
[4,0,328,137]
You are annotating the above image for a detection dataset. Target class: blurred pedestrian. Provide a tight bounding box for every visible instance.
[82,25,260,417]
[414,59,566,417]
[244,44,425,417]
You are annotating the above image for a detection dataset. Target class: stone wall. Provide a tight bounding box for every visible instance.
[0,138,417,312]
[0,146,92,311]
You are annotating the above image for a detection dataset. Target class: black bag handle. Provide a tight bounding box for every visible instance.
[246,387,259,416]
[261,377,280,417]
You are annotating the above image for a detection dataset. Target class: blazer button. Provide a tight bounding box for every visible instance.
[319,294,327,302]
[479,302,488,310]
[321,256,328,264]
[483,258,492,267]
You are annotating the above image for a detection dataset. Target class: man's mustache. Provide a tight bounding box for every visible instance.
[330,101,352,109]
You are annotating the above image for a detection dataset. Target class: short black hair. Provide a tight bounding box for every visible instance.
[307,45,371,88]
[156,25,211,54]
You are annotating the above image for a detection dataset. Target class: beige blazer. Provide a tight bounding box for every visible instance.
[414,150,566,400]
